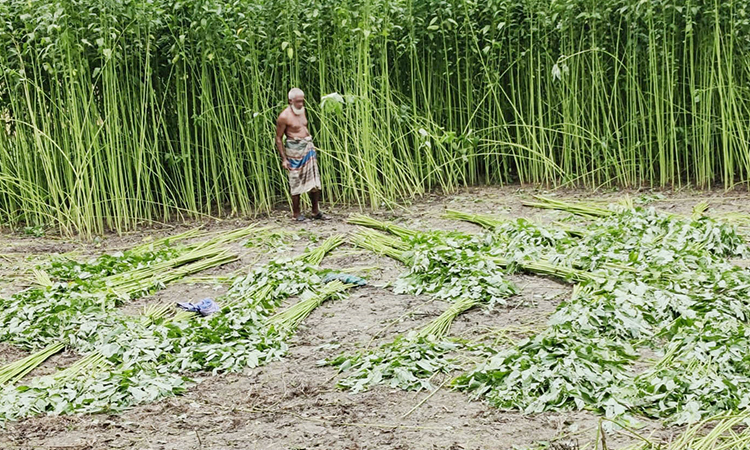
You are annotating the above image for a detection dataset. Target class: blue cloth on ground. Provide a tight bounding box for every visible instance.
[321,273,367,286]
[176,298,220,316]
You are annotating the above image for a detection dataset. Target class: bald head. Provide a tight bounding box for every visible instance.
[288,88,305,116]
[288,88,304,101]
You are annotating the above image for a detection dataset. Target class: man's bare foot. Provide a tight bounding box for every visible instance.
[312,212,330,220]
[294,215,307,222]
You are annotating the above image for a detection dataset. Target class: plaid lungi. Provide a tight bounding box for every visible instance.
[285,136,322,196]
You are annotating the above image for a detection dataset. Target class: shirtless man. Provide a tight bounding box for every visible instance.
[275,88,327,221]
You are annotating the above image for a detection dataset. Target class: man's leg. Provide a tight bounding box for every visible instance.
[310,189,320,216]
[292,194,301,218]
[309,190,329,220]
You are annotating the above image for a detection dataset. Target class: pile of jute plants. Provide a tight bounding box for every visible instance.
[2,0,750,234]
[0,230,360,422]
[328,214,585,393]
[335,200,750,426]
[2,199,750,431]
[328,224,518,393]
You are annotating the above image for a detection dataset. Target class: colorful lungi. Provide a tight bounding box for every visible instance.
[285,136,322,196]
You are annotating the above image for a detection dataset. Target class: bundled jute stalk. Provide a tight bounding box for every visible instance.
[143,301,174,321]
[103,248,238,296]
[176,274,234,285]
[445,209,585,237]
[417,296,480,339]
[350,230,411,265]
[443,209,507,230]
[192,225,272,251]
[355,228,410,251]
[522,196,613,218]
[54,351,110,382]
[0,343,65,386]
[298,234,345,266]
[347,214,419,239]
[481,257,588,284]
[127,228,206,254]
[267,280,351,331]
[176,234,344,285]
[99,225,270,297]
[692,200,710,220]
[32,269,53,287]
[516,260,591,283]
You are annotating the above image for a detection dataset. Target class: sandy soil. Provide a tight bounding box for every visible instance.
[0,185,748,450]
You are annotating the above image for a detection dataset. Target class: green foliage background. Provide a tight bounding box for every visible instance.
[1,0,749,234]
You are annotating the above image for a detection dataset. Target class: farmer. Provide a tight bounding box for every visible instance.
[275,87,328,221]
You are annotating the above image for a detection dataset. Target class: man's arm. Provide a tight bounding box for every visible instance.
[275,114,291,170]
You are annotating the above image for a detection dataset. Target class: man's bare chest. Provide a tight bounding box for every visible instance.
[287,116,308,130]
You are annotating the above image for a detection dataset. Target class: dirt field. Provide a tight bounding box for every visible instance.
[0,186,748,450]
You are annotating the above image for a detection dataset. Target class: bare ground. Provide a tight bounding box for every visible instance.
[1,186,748,450]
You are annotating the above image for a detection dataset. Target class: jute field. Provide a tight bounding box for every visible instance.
[2,1,750,449]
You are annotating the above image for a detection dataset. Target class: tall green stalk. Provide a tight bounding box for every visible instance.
[1,0,749,235]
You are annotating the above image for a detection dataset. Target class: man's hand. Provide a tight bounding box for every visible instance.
[282,159,291,170]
